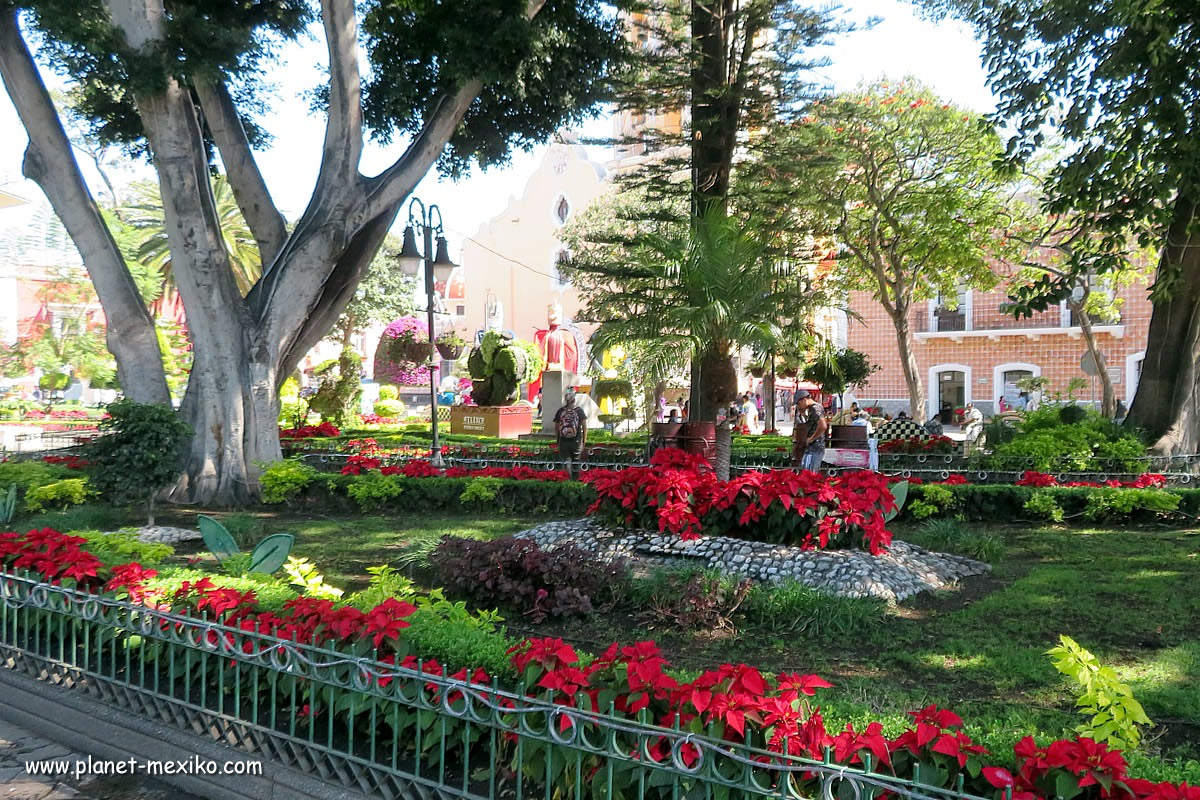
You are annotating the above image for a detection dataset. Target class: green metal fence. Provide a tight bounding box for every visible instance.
[0,570,994,800]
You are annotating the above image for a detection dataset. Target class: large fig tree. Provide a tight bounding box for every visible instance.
[0,0,628,503]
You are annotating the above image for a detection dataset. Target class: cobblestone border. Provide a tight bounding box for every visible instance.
[514,520,990,602]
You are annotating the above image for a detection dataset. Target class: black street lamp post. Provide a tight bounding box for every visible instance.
[397,197,456,468]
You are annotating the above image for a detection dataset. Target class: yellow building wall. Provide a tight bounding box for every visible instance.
[460,142,609,346]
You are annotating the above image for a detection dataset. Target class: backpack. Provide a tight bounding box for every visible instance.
[559,408,579,439]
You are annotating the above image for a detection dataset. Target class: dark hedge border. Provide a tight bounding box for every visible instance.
[295,473,596,516]
[276,471,1200,527]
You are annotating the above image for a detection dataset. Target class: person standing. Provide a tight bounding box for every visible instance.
[742,393,758,435]
[554,390,587,479]
[792,390,827,472]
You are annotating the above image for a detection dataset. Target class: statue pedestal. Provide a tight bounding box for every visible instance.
[539,370,576,433]
[451,406,532,438]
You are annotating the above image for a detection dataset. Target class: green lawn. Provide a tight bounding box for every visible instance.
[21,505,1200,782]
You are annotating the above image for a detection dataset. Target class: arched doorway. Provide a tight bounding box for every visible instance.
[928,364,971,422]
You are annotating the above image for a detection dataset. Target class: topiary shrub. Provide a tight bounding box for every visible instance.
[373,398,405,418]
[86,400,192,525]
[467,331,529,406]
[373,317,435,387]
[308,348,362,426]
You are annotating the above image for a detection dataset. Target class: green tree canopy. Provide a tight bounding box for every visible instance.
[758,79,1015,417]
[0,0,636,504]
[909,0,1200,451]
[565,204,828,475]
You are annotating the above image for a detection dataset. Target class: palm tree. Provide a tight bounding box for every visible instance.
[122,175,262,296]
[578,207,822,479]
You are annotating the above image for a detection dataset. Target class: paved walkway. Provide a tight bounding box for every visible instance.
[0,718,194,800]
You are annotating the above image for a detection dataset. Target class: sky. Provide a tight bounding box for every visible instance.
[0,0,994,254]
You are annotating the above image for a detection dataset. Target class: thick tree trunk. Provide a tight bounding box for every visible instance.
[689,352,712,422]
[171,337,280,505]
[1126,193,1200,454]
[691,0,734,211]
[889,307,925,419]
[1072,301,1116,418]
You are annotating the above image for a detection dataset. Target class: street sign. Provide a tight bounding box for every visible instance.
[1081,352,1101,376]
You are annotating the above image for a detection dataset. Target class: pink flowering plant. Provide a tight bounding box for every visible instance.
[374,316,436,386]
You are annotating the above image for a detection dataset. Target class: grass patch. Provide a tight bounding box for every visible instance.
[905,518,1005,562]
[276,513,546,590]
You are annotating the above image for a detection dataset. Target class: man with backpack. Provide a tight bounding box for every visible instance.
[554,390,587,479]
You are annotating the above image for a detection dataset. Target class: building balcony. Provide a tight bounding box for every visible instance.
[933,311,966,332]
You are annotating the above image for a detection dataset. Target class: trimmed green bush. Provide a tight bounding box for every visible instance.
[985,406,1147,472]
[86,400,192,524]
[259,459,319,504]
[300,473,594,516]
[900,483,1200,524]
[24,478,92,512]
[373,398,405,418]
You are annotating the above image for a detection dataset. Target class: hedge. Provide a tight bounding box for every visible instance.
[901,483,1200,524]
[265,465,1200,528]
[297,472,595,516]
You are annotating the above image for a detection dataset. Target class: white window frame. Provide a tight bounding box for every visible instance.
[1125,351,1145,409]
[927,363,972,421]
[992,362,1041,410]
[928,289,973,332]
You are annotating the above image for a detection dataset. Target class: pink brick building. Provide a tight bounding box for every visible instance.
[843,274,1152,419]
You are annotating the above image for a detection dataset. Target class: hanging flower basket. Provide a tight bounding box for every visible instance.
[749,366,766,378]
[374,316,436,387]
[435,331,467,361]
[392,338,431,364]
[779,367,798,379]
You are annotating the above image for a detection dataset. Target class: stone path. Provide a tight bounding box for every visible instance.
[0,718,195,800]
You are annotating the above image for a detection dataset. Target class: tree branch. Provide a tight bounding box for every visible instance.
[363,0,547,218]
[194,78,288,266]
[0,8,170,405]
[362,80,483,219]
[313,0,364,194]
[278,203,401,380]
[105,0,250,368]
